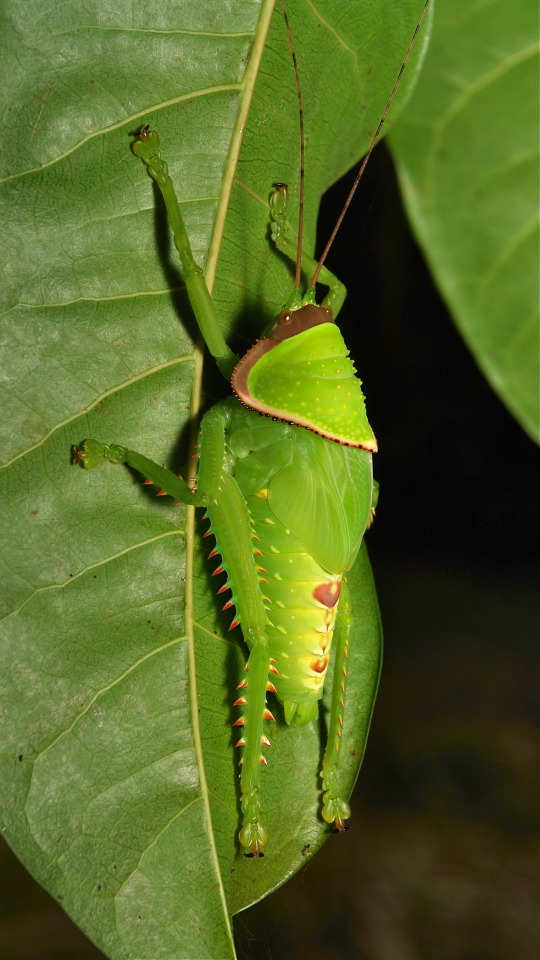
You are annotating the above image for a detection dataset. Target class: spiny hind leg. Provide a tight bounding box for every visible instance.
[78,401,278,855]
[194,405,279,856]
[321,579,353,831]
[234,641,280,857]
[207,492,277,857]
[269,183,347,317]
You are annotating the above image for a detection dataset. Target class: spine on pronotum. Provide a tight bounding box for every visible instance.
[76,0,431,856]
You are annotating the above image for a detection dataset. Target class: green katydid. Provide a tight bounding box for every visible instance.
[76,0,430,857]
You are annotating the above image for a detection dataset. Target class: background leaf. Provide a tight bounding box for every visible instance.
[390,0,539,441]
[0,0,429,957]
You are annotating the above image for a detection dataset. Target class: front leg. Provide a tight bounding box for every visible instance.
[269,184,347,317]
[133,128,239,381]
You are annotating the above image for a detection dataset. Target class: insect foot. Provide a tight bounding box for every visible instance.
[321,767,351,833]
[132,128,169,187]
[239,790,267,858]
[74,439,129,468]
[268,183,288,242]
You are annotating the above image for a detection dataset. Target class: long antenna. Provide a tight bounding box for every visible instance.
[311,0,431,287]
[280,0,305,291]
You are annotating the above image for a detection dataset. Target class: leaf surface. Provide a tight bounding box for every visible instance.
[390,0,539,441]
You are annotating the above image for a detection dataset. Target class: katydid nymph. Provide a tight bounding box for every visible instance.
[76,0,430,857]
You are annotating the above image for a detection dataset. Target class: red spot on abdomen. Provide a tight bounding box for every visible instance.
[312,580,341,608]
[310,656,329,674]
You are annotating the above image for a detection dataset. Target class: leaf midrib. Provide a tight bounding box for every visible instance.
[181,0,278,949]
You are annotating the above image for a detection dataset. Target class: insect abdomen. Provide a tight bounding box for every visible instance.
[245,481,341,722]
[211,400,372,724]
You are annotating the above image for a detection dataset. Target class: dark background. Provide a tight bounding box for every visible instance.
[1,145,538,960]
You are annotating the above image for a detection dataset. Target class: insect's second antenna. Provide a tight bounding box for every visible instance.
[312,0,431,287]
[280,0,305,291]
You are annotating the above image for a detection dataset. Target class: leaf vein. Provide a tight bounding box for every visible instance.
[30,635,186,764]
[1,355,193,470]
[0,85,242,186]
[0,530,183,624]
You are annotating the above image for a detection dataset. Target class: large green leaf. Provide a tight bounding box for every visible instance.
[390,0,539,442]
[0,0,428,957]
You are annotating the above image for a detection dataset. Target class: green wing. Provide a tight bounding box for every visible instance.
[268,430,373,574]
